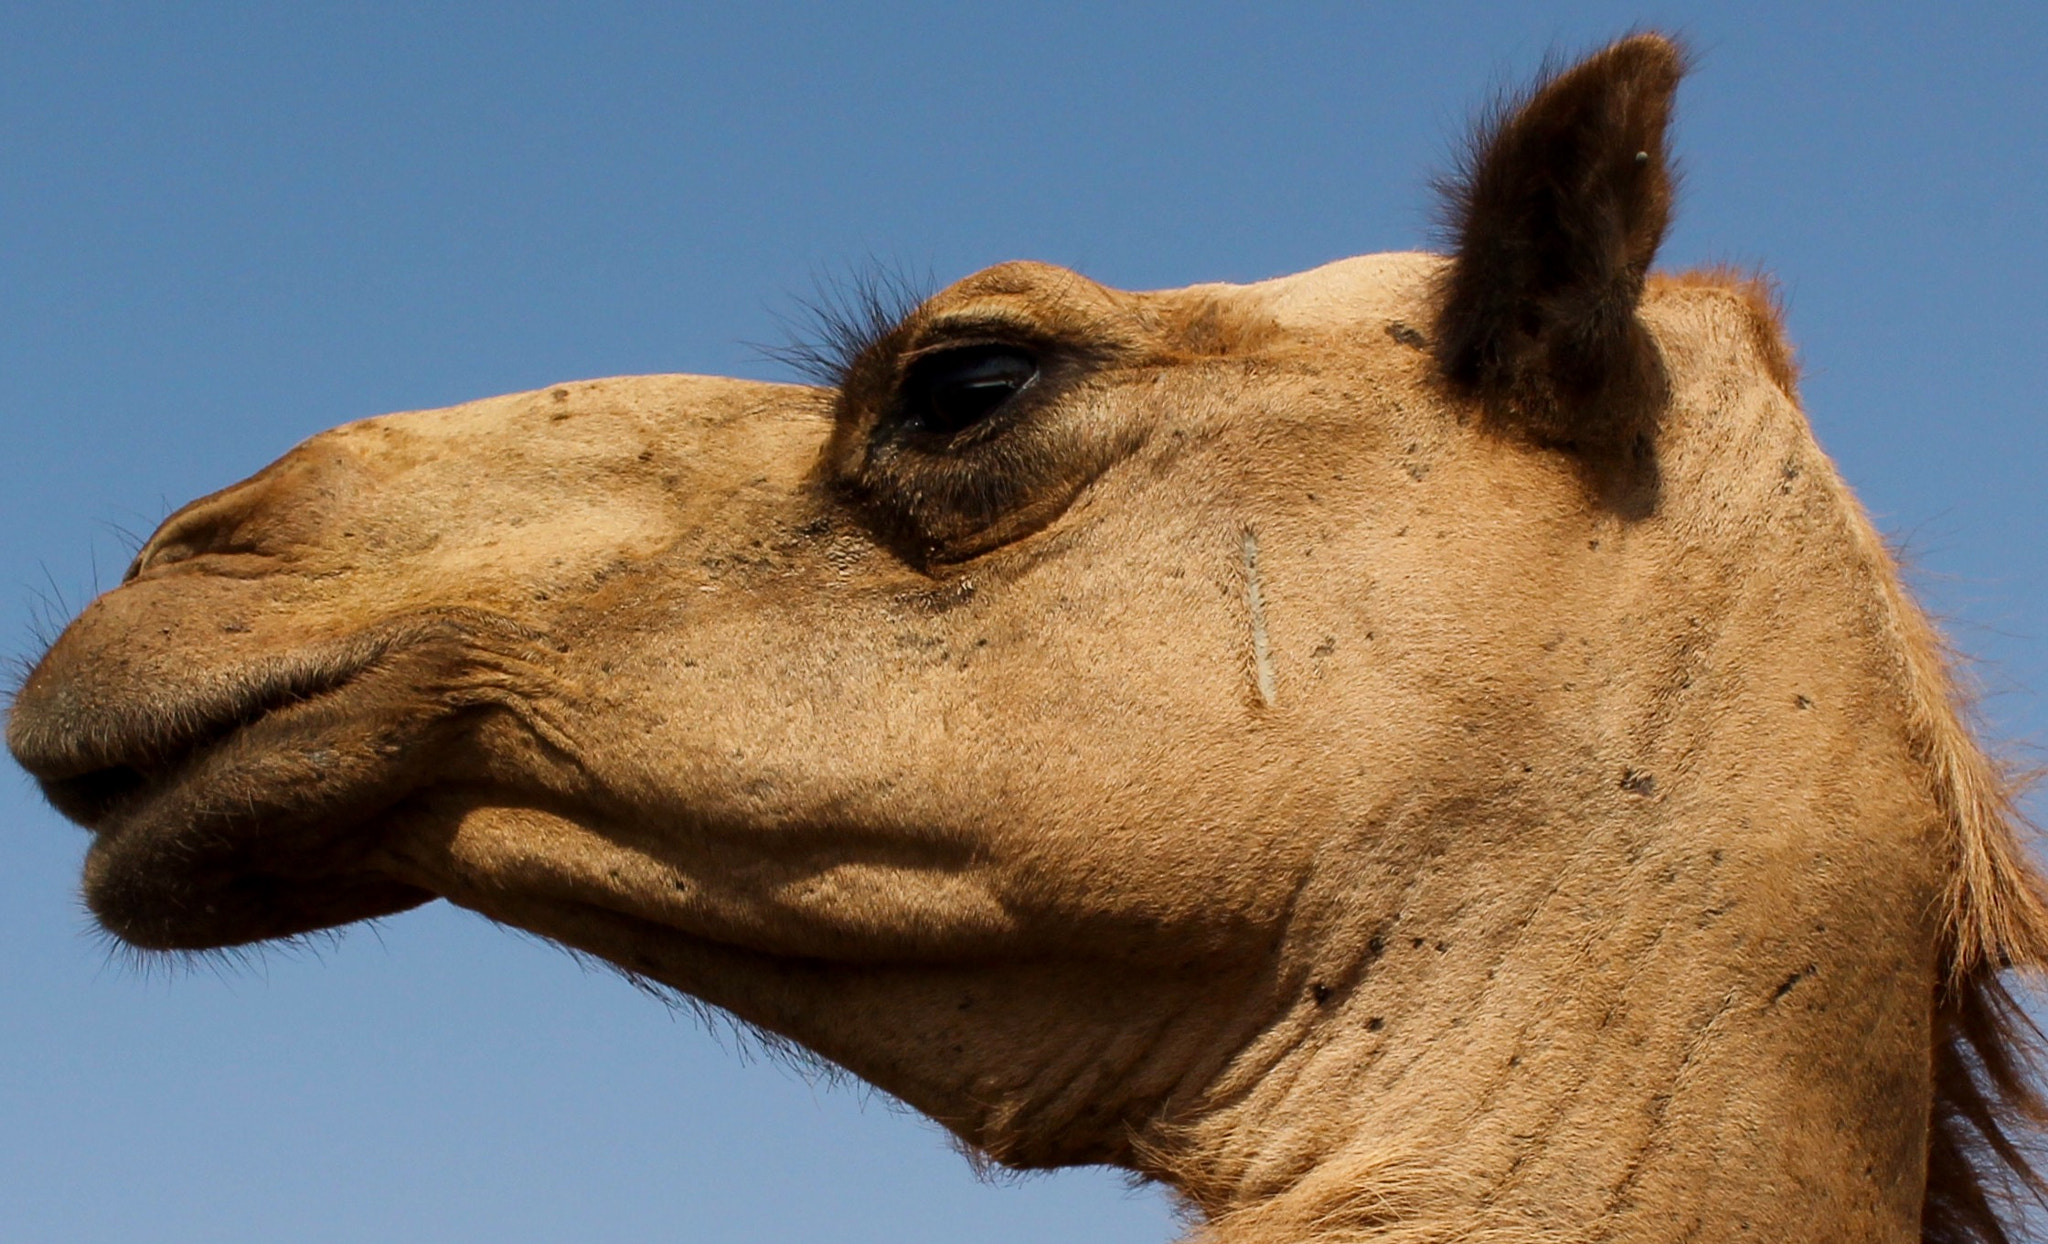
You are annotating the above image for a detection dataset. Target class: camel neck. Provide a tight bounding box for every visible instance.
[1148,798,1943,1243]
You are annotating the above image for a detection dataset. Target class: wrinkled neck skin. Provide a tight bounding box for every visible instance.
[1168,782,1938,1244]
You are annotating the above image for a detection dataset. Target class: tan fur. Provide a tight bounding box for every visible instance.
[1652,269,1802,399]
[11,39,2045,1244]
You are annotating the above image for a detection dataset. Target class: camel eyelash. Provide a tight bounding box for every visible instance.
[759,265,934,388]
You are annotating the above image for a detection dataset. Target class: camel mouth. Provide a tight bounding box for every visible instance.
[12,635,456,950]
[39,762,152,827]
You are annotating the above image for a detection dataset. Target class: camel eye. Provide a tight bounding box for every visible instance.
[899,345,1038,436]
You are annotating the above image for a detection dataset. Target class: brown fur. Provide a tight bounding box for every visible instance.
[1435,34,1684,453]
[9,34,2045,1244]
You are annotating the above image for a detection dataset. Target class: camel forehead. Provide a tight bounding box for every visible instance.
[1170,251,1442,330]
[930,252,1441,344]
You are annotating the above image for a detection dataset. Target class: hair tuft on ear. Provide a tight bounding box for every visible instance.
[1433,33,1687,453]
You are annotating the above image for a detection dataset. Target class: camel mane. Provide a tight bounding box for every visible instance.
[1894,551,2048,1244]
[1668,263,2048,1244]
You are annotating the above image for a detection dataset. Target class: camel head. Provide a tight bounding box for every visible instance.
[12,35,2047,1244]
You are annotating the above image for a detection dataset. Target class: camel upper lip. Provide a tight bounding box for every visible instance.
[30,692,322,831]
[10,639,391,831]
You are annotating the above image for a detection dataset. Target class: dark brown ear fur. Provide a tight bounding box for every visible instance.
[1434,33,1685,453]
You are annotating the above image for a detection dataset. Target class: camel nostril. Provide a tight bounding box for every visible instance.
[125,540,201,581]
[133,526,235,578]
[128,483,272,579]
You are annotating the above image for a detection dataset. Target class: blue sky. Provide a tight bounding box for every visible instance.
[4,4,2045,1241]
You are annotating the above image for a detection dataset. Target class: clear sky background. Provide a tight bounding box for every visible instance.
[4,4,2045,1242]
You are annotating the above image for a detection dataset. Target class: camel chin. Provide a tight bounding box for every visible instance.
[83,836,433,952]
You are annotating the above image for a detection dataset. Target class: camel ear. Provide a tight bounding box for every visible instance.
[1432,33,1684,449]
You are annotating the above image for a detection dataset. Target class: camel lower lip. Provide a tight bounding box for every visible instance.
[75,743,440,951]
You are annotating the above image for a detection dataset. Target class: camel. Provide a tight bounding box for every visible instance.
[8,33,2046,1243]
